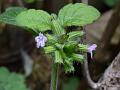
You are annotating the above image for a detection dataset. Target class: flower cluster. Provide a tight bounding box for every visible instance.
[35,33,97,58]
[35,32,97,72]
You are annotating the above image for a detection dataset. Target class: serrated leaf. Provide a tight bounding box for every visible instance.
[44,46,56,54]
[58,3,100,27]
[78,44,88,52]
[63,41,77,54]
[64,65,74,73]
[57,34,68,44]
[0,7,27,25]
[55,43,64,50]
[64,59,74,73]
[51,18,65,35]
[16,9,52,32]
[72,53,84,63]
[46,34,57,44]
[67,31,84,40]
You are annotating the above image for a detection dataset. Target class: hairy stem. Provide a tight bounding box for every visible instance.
[50,60,59,90]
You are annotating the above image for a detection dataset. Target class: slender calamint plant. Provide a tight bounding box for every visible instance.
[0,3,100,90]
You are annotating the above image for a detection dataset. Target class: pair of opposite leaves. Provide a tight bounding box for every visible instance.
[0,3,100,33]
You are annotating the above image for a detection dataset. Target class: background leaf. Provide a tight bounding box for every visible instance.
[24,0,36,3]
[0,7,27,25]
[0,67,27,90]
[63,77,80,90]
[67,31,84,41]
[58,3,100,27]
[104,0,118,7]
[64,59,74,73]
[16,9,52,32]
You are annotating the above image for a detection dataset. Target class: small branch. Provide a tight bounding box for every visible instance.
[103,51,120,78]
[81,1,120,90]
[82,56,101,89]
[80,0,101,89]
[97,52,120,90]
[83,49,120,90]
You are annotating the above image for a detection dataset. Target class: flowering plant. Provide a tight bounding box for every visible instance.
[0,3,100,90]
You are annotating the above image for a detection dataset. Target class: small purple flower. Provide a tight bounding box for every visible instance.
[35,33,47,48]
[87,44,97,59]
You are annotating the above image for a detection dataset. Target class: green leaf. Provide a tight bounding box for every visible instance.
[54,50,63,64]
[78,44,88,52]
[55,43,64,50]
[64,59,74,73]
[16,9,52,32]
[58,3,100,27]
[57,34,68,44]
[46,34,57,44]
[51,14,65,35]
[0,67,27,90]
[72,53,84,63]
[67,31,84,40]
[0,7,27,25]
[0,67,10,82]
[64,65,74,73]
[104,0,118,7]
[63,41,77,54]
[44,46,56,54]
[63,77,80,90]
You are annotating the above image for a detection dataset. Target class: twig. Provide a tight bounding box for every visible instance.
[81,0,101,89]
[98,51,120,90]
[82,55,101,89]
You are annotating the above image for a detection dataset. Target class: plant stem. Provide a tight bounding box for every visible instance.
[50,60,59,90]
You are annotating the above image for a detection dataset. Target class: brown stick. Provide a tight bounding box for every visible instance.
[98,51,120,90]
[81,0,101,89]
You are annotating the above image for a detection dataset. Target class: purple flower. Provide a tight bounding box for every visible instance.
[87,44,97,58]
[35,33,47,48]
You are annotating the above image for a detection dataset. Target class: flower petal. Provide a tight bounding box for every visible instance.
[35,33,47,48]
[87,44,97,58]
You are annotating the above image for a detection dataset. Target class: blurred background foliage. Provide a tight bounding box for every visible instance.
[0,67,27,90]
[104,0,118,7]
